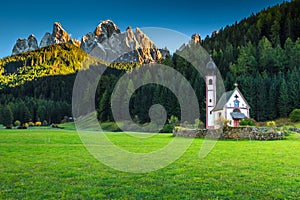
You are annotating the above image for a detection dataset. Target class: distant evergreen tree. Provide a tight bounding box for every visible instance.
[98,90,111,122]
[267,80,278,120]
[278,78,289,117]
[2,105,13,128]
[23,105,32,123]
[287,70,299,110]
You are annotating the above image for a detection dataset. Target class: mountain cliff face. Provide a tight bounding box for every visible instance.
[191,33,201,44]
[80,20,121,54]
[12,34,38,55]
[12,20,163,63]
[40,22,73,48]
[81,20,162,63]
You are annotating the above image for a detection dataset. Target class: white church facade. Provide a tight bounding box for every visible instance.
[205,60,250,129]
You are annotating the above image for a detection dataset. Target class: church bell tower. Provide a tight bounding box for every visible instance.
[205,59,217,129]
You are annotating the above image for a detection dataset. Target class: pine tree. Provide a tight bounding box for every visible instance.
[287,70,299,111]
[268,80,278,120]
[232,42,257,75]
[256,74,267,121]
[23,105,32,123]
[2,105,13,128]
[278,78,289,117]
[272,45,287,74]
[258,37,274,73]
[284,38,294,71]
[270,20,281,46]
[98,90,110,122]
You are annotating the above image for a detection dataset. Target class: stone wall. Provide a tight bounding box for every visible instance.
[173,126,286,140]
[289,127,300,133]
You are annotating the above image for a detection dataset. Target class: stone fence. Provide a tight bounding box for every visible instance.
[173,126,286,140]
[289,127,300,133]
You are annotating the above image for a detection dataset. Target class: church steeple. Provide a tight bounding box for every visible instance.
[205,59,217,129]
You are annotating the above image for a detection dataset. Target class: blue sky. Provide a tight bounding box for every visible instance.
[0,0,287,58]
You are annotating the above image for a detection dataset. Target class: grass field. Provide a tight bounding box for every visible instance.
[1,127,300,199]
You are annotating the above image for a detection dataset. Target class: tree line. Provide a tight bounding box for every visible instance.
[0,0,299,127]
[0,37,299,126]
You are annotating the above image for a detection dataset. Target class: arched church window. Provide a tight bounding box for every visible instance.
[234,99,239,107]
[208,79,213,85]
[233,108,241,112]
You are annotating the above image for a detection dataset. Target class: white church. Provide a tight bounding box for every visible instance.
[205,60,250,129]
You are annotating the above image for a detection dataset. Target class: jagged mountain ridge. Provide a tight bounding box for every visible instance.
[12,35,39,55]
[40,22,69,47]
[12,20,164,63]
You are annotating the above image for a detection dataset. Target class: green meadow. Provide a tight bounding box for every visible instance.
[1,125,300,199]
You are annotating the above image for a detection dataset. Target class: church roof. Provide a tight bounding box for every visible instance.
[212,90,234,111]
[206,58,217,75]
[230,112,246,119]
[212,87,250,111]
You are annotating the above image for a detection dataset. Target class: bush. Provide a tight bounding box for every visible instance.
[240,119,256,126]
[274,118,290,127]
[14,120,21,127]
[194,119,204,129]
[168,115,179,126]
[160,124,174,133]
[28,122,35,127]
[35,121,42,126]
[24,123,29,127]
[289,109,300,122]
[42,120,48,126]
[266,121,276,127]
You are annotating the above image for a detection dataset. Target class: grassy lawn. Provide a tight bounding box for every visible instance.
[0,128,300,199]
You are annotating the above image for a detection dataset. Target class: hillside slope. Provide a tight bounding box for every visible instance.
[0,43,139,88]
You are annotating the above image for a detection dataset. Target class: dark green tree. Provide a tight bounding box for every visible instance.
[98,90,111,122]
[278,78,289,117]
[2,105,13,128]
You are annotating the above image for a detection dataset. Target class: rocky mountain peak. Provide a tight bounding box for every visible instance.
[159,47,171,59]
[126,26,133,31]
[81,21,162,63]
[52,22,70,43]
[12,35,38,55]
[12,20,163,63]
[53,22,63,29]
[135,27,155,49]
[40,22,72,48]
[94,20,120,40]
[28,34,36,39]
[191,33,201,44]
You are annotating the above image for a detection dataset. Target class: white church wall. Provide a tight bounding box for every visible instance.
[214,109,226,129]
[206,75,216,129]
[207,108,215,128]
[226,108,234,126]
[227,89,249,110]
